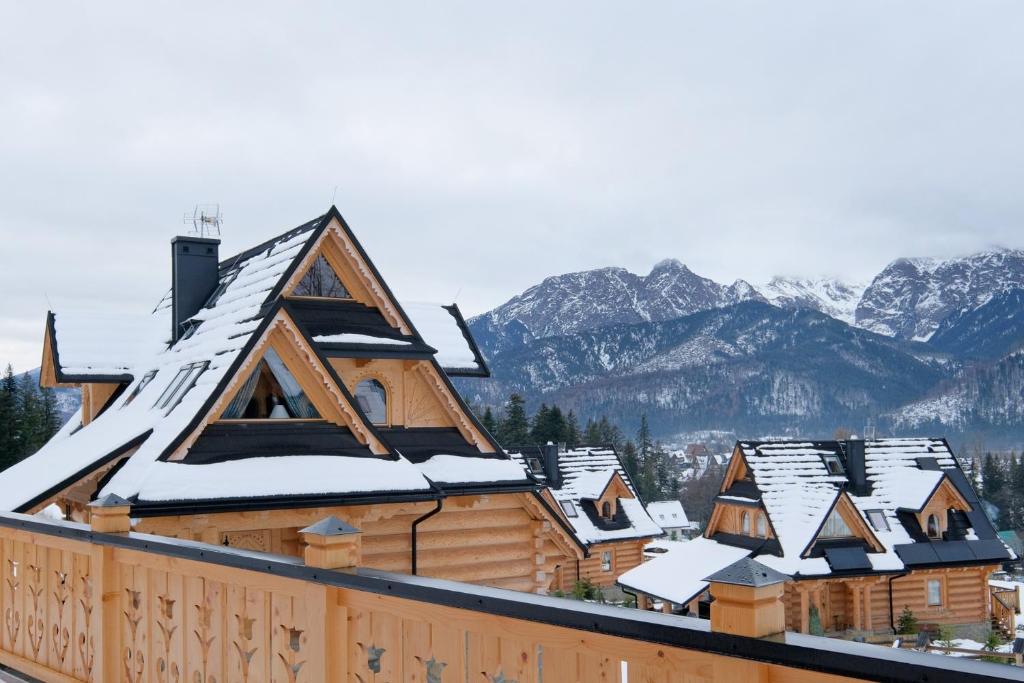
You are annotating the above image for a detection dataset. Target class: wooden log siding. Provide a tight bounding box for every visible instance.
[0,515,1017,683]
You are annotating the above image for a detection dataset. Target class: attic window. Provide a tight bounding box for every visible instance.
[866,510,889,532]
[355,379,388,425]
[293,255,351,299]
[602,501,613,519]
[123,370,157,407]
[821,454,845,476]
[560,501,578,518]
[820,509,854,539]
[756,513,767,538]
[527,457,544,475]
[154,362,208,413]
[926,514,940,539]
[221,348,321,420]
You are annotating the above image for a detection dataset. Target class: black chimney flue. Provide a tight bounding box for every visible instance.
[541,442,562,489]
[171,236,221,343]
[845,438,870,496]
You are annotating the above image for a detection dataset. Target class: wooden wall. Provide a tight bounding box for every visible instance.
[555,539,646,591]
[133,493,574,595]
[783,566,997,635]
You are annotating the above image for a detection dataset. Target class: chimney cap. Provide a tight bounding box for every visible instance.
[704,557,789,587]
[171,235,221,246]
[300,516,361,537]
[89,493,131,508]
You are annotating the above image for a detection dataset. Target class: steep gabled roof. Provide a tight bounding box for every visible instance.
[508,446,662,545]
[2,208,514,513]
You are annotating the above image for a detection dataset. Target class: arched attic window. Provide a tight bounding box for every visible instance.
[602,501,612,519]
[927,514,940,539]
[756,513,767,538]
[355,379,388,425]
[741,511,750,535]
[222,348,320,420]
[293,255,351,299]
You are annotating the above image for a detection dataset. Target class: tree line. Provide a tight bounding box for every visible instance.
[478,394,682,503]
[0,365,64,471]
[978,451,1024,531]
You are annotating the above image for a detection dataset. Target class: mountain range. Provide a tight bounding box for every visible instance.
[461,248,1024,446]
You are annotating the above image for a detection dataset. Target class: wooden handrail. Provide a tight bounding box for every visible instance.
[0,512,1018,682]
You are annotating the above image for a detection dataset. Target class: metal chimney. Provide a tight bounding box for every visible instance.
[171,236,220,343]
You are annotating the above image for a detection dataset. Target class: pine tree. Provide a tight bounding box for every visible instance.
[497,394,530,447]
[621,440,639,483]
[1010,452,1024,530]
[17,373,42,458]
[0,365,16,470]
[530,404,551,444]
[981,453,1009,528]
[565,411,581,449]
[481,406,497,435]
[583,418,600,446]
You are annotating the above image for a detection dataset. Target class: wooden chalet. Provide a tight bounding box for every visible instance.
[619,438,1013,638]
[508,445,662,592]
[6,207,585,594]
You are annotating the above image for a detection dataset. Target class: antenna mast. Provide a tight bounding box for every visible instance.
[184,204,223,238]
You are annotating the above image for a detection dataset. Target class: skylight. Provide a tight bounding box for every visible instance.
[866,509,889,532]
[154,362,209,414]
[123,370,157,407]
[822,454,845,476]
[293,255,350,298]
[560,501,578,518]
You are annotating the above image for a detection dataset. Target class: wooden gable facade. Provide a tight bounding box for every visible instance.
[25,207,583,595]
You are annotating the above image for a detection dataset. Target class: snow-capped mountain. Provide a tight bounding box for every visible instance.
[758,277,866,325]
[855,248,1024,341]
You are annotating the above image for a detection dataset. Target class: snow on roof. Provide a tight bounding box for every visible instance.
[508,446,662,545]
[0,218,323,511]
[400,302,484,373]
[618,537,751,605]
[312,333,413,346]
[135,456,433,502]
[415,454,530,485]
[50,310,167,377]
[646,500,694,528]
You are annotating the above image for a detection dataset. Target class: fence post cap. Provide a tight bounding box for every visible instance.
[300,516,361,537]
[89,493,132,509]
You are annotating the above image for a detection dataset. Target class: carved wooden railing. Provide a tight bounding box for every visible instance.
[991,585,1020,637]
[0,512,1018,683]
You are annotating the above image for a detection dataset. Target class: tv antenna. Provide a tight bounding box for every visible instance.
[864,417,877,440]
[184,204,223,238]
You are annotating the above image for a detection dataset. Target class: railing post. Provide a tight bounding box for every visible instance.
[88,493,132,534]
[88,494,131,682]
[705,558,789,639]
[300,516,362,570]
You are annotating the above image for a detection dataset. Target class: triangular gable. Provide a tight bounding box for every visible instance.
[802,491,884,557]
[281,210,417,337]
[718,443,751,493]
[703,499,776,540]
[917,475,971,514]
[171,308,391,460]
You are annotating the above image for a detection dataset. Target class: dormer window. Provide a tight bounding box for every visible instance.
[926,514,940,539]
[822,454,844,476]
[756,513,767,538]
[820,509,854,538]
[293,255,351,299]
[741,511,751,535]
[221,348,320,420]
[602,501,613,520]
[355,379,388,425]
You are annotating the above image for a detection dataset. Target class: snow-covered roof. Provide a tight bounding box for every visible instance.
[712,438,1008,578]
[401,302,487,375]
[508,446,662,545]
[646,500,695,529]
[0,209,513,513]
[617,537,751,605]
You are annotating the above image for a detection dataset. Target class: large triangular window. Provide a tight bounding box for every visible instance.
[820,508,854,539]
[222,347,321,419]
[293,255,351,299]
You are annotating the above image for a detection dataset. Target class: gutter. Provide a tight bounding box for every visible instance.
[888,571,909,633]
[411,498,443,576]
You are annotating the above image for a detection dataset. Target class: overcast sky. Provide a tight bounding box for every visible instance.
[2,2,1024,372]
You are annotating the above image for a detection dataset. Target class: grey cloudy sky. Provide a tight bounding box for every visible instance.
[2,2,1024,372]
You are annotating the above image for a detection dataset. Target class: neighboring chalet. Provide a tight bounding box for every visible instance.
[647,500,699,540]
[619,438,1013,637]
[509,445,661,592]
[1,207,585,594]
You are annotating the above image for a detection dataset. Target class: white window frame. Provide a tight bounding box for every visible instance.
[822,454,845,475]
[927,578,942,606]
[601,550,613,572]
[560,501,578,518]
[866,509,889,532]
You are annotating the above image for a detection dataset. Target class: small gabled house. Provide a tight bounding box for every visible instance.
[619,438,1012,637]
[508,445,662,592]
[647,500,699,540]
[4,207,584,594]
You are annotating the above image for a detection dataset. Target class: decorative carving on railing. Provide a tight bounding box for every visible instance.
[277,625,306,683]
[192,596,219,683]
[77,574,94,678]
[25,563,44,659]
[123,588,145,683]
[233,613,258,683]
[366,644,384,673]
[156,595,180,683]
[421,655,446,683]
[4,559,20,647]
[50,569,71,665]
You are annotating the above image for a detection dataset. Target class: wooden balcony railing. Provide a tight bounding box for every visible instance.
[0,509,1018,683]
